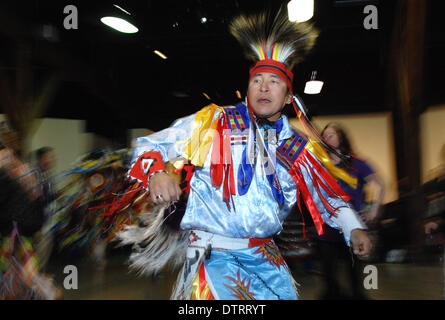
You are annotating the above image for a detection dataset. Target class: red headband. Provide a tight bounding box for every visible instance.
[249,59,294,93]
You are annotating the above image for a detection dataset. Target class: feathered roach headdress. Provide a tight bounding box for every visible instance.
[230,10,351,163]
[229,8,319,94]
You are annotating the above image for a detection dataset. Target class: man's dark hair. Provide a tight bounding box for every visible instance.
[36,146,54,161]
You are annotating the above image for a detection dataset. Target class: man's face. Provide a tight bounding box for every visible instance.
[247,72,292,122]
[40,151,56,171]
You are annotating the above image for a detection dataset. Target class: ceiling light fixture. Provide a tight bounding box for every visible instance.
[304,71,324,94]
[113,4,131,15]
[201,17,207,24]
[202,93,211,100]
[153,50,168,60]
[288,0,314,23]
[100,16,138,33]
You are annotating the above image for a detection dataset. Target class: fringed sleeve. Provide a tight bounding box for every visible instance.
[113,105,225,275]
[290,144,366,245]
[128,104,224,191]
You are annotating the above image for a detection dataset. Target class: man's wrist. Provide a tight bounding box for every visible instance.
[127,151,167,190]
[148,170,168,184]
[351,228,366,236]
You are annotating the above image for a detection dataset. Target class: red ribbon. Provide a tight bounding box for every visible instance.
[302,150,350,203]
[289,160,325,235]
[89,183,141,218]
[210,116,224,187]
[300,159,338,217]
[289,149,353,236]
[181,164,195,194]
[210,113,236,210]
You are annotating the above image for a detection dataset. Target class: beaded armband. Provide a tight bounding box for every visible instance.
[127,151,167,191]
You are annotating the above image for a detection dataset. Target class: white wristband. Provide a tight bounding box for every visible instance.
[331,207,367,241]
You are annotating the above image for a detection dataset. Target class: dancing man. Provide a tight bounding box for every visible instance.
[118,9,373,300]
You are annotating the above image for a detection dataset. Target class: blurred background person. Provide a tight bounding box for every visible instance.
[315,122,385,300]
[33,146,58,271]
[35,147,57,207]
[0,121,61,299]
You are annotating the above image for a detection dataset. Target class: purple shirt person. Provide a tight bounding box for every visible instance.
[336,156,375,213]
[314,122,384,300]
[322,123,384,224]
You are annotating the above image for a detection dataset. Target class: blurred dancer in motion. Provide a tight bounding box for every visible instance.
[316,122,384,299]
[115,9,372,300]
[50,149,147,270]
[0,122,61,299]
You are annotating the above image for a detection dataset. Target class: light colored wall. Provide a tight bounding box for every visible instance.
[26,118,93,174]
[289,112,398,203]
[3,107,444,201]
[420,105,445,182]
[128,128,154,148]
[1,114,98,175]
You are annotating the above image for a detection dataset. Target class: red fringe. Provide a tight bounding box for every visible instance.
[181,164,195,194]
[302,150,350,203]
[290,160,325,235]
[210,112,236,210]
[89,182,141,218]
[289,149,352,236]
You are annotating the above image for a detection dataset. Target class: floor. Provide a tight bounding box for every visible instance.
[46,248,445,300]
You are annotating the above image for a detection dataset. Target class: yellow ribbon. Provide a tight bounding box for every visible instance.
[191,266,212,300]
[304,138,358,189]
[181,103,223,166]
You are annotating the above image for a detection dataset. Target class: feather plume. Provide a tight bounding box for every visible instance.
[229,7,319,69]
[114,204,188,276]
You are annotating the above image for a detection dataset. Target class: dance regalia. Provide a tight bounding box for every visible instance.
[119,102,365,300]
[49,149,147,260]
[116,9,367,300]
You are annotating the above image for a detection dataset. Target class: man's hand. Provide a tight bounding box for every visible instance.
[149,172,182,204]
[350,229,373,259]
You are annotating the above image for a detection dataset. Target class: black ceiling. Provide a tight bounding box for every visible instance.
[0,0,444,142]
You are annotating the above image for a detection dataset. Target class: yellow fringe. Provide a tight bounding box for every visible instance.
[181,104,223,167]
[304,138,358,189]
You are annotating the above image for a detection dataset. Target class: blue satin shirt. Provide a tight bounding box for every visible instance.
[132,104,364,242]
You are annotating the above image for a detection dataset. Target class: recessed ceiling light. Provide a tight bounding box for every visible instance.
[154,50,168,59]
[113,4,131,15]
[100,17,138,33]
